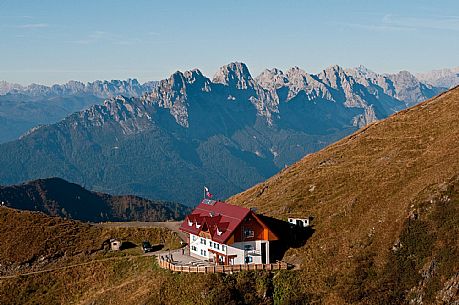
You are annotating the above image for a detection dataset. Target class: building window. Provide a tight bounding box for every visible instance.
[243,228,254,238]
[192,235,197,241]
[245,256,253,263]
[216,243,220,250]
[222,245,226,251]
[244,244,252,251]
[200,238,206,245]
[191,246,197,252]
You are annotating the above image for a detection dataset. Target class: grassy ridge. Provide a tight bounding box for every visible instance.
[229,87,459,303]
[0,208,181,273]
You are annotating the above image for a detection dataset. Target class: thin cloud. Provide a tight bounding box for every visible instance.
[344,22,414,32]
[383,14,459,32]
[70,31,106,44]
[69,30,140,46]
[18,23,49,29]
[343,14,459,33]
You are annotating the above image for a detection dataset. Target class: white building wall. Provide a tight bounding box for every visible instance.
[188,233,270,264]
[189,234,228,262]
[226,245,245,265]
[230,240,270,264]
[189,233,210,260]
[288,217,310,227]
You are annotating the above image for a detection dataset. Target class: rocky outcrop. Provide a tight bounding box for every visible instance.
[436,273,459,305]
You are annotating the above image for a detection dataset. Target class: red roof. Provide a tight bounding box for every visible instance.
[179,199,251,244]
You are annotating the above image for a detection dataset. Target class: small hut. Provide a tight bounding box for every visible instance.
[288,217,310,227]
[110,238,122,251]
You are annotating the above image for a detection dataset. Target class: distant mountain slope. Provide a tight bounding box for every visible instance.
[0,79,157,98]
[0,177,189,222]
[229,86,459,304]
[0,63,447,206]
[416,67,459,88]
[0,93,103,143]
[0,79,158,143]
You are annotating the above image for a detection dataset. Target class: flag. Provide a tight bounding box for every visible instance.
[204,186,213,198]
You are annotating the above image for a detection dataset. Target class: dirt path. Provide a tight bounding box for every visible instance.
[0,255,153,280]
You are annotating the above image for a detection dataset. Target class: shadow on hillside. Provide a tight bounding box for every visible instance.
[120,241,137,250]
[259,215,315,262]
[152,244,164,252]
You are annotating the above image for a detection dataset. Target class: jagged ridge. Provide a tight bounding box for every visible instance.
[0,63,448,206]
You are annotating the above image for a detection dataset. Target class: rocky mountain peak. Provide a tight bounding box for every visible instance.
[212,62,254,89]
[325,64,346,74]
[351,65,377,78]
[385,70,441,106]
[183,69,203,81]
[255,68,288,90]
[142,71,191,128]
[167,71,188,93]
[386,70,426,93]
[323,65,349,80]
[392,70,417,81]
[0,81,24,95]
[183,69,212,92]
[282,67,333,102]
[285,66,311,79]
[318,64,351,88]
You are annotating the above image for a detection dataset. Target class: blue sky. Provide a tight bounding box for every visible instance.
[1,0,458,85]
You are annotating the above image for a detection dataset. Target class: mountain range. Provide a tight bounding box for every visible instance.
[0,177,188,222]
[0,63,450,206]
[416,66,459,88]
[0,79,157,143]
[0,81,457,305]
[0,79,157,97]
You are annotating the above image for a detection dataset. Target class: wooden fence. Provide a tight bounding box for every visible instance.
[158,257,289,273]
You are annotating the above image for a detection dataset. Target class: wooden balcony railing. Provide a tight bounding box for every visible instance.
[157,257,290,273]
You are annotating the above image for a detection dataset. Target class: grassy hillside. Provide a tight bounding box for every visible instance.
[229,87,459,304]
[0,208,181,273]
[0,208,282,305]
